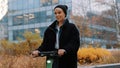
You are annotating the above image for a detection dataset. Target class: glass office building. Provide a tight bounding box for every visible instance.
[0,0,119,48]
[8,0,72,41]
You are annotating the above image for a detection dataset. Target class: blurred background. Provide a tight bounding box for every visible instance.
[0,0,120,49]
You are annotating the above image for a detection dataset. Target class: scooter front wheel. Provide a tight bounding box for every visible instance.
[46,59,53,68]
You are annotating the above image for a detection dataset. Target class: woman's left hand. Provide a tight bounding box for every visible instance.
[58,49,66,56]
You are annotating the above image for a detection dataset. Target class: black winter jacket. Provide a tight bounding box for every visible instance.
[37,19,80,68]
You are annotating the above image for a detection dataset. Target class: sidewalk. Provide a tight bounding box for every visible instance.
[78,65,94,68]
[77,63,120,68]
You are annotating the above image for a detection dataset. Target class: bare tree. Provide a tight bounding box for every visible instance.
[95,0,120,48]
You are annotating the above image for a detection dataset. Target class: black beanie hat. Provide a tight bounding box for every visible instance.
[54,5,68,17]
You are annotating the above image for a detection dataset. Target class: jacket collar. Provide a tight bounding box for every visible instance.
[49,18,69,30]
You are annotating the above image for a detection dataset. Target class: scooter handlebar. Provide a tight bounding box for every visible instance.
[38,51,58,57]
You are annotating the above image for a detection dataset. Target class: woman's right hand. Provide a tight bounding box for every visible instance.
[31,50,40,57]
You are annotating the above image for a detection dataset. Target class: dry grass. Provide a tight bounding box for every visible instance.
[0,31,120,67]
[0,54,46,68]
[77,46,120,65]
[0,49,119,68]
[0,31,46,68]
[102,50,120,64]
[77,46,112,64]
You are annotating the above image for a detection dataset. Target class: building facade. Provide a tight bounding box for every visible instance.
[0,0,120,48]
[8,0,72,41]
[72,0,119,48]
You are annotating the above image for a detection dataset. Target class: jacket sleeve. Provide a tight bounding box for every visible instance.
[37,29,49,51]
[63,24,80,54]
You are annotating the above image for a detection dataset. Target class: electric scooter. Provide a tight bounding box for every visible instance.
[38,51,58,68]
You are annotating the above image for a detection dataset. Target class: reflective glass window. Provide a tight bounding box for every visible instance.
[40,0,58,6]
[9,0,40,11]
[13,15,24,25]
[13,27,47,40]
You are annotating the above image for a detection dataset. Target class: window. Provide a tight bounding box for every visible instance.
[13,30,24,40]
[40,0,52,6]
[46,10,52,22]
[13,15,24,25]
[52,0,58,4]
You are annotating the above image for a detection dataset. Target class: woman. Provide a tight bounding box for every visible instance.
[31,5,80,68]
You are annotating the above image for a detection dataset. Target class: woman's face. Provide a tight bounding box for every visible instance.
[54,8,66,23]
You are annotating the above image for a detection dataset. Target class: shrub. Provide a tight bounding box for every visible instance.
[102,50,120,64]
[77,46,112,64]
[0,54,46,68]
[0,31,42,55]
[0,31,46,68]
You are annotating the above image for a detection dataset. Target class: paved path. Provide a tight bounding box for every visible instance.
[77,63,94,68]
[77,63,120,68]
